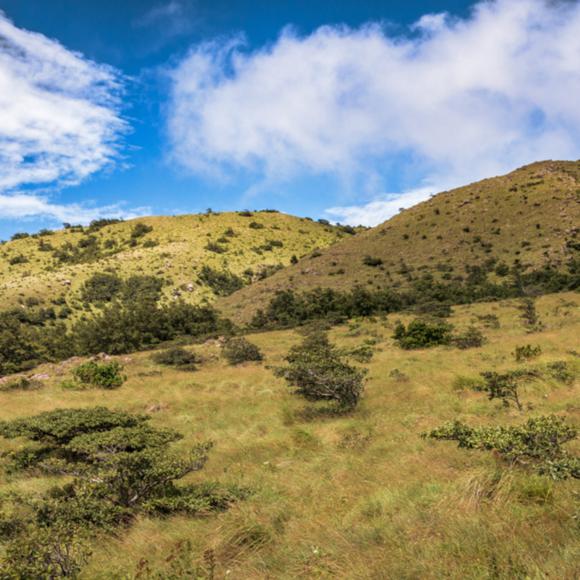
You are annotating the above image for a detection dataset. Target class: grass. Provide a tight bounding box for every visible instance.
[0,211,347,313]
[219,160,580,323]
[0,292,578,578]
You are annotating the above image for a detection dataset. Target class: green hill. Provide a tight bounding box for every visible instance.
[219,161,579,323]
[0,211,350,314]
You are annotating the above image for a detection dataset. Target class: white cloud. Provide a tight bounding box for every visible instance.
[167,0,580,224]
[0,12,128,220]
[0,193,148,225]
[326,187,437,227]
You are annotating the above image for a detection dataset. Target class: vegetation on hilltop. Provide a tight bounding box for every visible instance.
[219,161,580,323]
[0,211,352,315]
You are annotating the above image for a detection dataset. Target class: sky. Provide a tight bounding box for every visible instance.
[0,0,579,238]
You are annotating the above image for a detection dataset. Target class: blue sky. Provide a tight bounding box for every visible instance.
[0,0,579,238]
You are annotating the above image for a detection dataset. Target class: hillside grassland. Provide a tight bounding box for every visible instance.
[0,212,348,312]
[219,161,580,323]
[0,292,578,579]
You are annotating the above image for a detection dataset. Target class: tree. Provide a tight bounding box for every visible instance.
[393,319,454,349]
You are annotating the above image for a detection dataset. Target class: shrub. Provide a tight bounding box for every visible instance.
[130,223,153,239]
[424,415,579,480]
[363,256,383,267]
[222,337,263,365]
[389,368,409,383]
[9,254,29,265]
[198,265,244,296]
[205,241,227,254]
[546,361,575,384]
[80,272,123,304]
[452,326,486,349]
[393,319,454,349]
[275,332,366,410]
[514,344,542,362]
[152,347,199,370]
[0,407,243,577]
[72,361,126,389]
[248,221,264,229]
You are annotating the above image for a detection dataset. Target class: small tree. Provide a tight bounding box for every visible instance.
[222,337,263,365]
[475,370,530,410]
[275,332,366,410]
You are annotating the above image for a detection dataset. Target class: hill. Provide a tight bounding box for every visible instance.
[0,292,577,577]
[218,161,579,323]
[0,211,351,314]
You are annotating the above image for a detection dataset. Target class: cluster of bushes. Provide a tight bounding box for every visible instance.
[424,415,579,480]
[392,319,485,350]
[275,332,366,411]
[0,407,245,577]
[250,260,579,330]
[0,277,232,376]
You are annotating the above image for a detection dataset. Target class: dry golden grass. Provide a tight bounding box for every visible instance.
[0,292,578,579]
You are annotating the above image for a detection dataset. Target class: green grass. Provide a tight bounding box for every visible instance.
[0,292,578,578]
[219,161,580,323]
[0,211,348,313]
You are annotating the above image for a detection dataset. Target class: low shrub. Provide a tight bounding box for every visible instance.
[72,361,126,389]
[545,361,575,384]
[363,256,383,267]
[424,415,579,480]
[152,347,199,370]
[514,344,542,362]
[393,319,454,349]
[222,337,263,365]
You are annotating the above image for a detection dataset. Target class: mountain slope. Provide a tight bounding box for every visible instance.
[0,211,350,313]
[219,161,579,322]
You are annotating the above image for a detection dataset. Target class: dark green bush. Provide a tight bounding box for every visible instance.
[72,361,126,389]
[198,265,244,297]
[393,319,454,349]
[0,407,243,577]
[248,221,264,229]
[205,241,227,254]
[130,223,153,239]
[546,361,575,384]
[424,415,579,480]
[275,332,366,410]
[80,272,123,304]
[222,337,263,365]
[152,347,200,370]
[476,371,530,410]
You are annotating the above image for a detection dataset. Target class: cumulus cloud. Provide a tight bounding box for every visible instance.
[0,193,148,225]
[0,12,129,222]
[167,0,580,225]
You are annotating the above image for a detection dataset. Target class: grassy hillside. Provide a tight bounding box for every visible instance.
[219,161,579,323]
[0,211,350,313]
[0,292,577,578]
